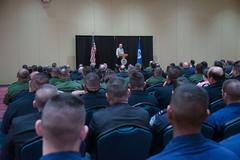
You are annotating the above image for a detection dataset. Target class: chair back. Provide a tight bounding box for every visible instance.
[97,126,152,160]
[86,105,106,125]
[133,102,160,117]
[223,117,240,139]
[209,98,225,113]
[20,137,42,160]
[162,122,215,147]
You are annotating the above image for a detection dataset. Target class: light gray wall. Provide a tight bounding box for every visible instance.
[0,0,240,83]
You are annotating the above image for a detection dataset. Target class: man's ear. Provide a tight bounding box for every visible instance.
[35,120,43,137]
[167,105,174,122]
[80,125,89,141]
[143,82,146,88]
[127,88,131,97]
[33,100,37,108]
[203,109,210,121]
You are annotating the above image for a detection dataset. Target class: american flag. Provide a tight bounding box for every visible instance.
[90,36,96,65]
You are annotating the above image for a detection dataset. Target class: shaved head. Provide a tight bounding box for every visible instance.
[40,93,86,149]
[84,72,100,91]
[169,84,209,128]
[222,79,240,102]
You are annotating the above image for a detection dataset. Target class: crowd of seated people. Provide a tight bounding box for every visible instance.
[0,59,240,160]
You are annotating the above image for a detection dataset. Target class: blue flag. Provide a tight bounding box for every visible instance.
[137,38,142,64]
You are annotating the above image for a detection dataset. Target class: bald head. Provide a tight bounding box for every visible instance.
[17,68,29,81]
[182,62,189,68]
[169,84,209,129]
[34,84,58,111]
[39,93,86,151]
[208,66,225,83]
[222,79,240,103]
[84,73,100,91]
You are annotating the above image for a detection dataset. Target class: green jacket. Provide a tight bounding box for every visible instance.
[56,79,82,92]
[49,77,62,86]
[3,80,29,105]
[189,74,203,84]
[146,76,165,86]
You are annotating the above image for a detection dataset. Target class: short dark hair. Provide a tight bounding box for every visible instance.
[195,63,203,74]
[233,60,240,73]
[41,93,86,147]
[129,71,145,89]
[84,72,100,91]
[107,77,128,99]
[201,61,208,69]
[222,79,240,101]
[167,66,183,82]
[170,84,209,128]
[32,72,49,86]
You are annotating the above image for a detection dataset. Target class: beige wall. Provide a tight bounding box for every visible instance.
[0,0,240,84]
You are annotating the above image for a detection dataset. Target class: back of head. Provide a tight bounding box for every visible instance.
[34,84,58,111]
[30,72,49,91]
[82,66,92,77]
[214,60,224,68]
[183,62,190,69]
[201,61,208,69]
[84,72,100,91]
[40,93,86,149]
[106,77,128,104]
[233,60,240,77]
[207,66,225,83]
[167,66,183,82]
[17,68,29,81]
[153,67,162,77]
[135,63,142,72]
[195,63,203,74]
[129,71,145,90]
[59,68,70,79]
[170,84,209,129]
[222,79,240,103]
[52,62,57,68]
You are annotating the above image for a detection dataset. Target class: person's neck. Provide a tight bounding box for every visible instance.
[110,100,128,106]
[173,125,201,138]
[42,140,80,156]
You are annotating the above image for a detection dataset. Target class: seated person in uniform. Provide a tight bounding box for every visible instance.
[80,72,109,109]
[204,66,225,103]
[1,72,49,134]
[128,70,159,107]
[87,77,150,155]
[3,68,29,105]
[35,93,89,160]
[208,79,240,131]
[148,84,239,160]
[220,133,240,158]
[146,67,165,87]
[232,60,240,81]
[2,84,58,160]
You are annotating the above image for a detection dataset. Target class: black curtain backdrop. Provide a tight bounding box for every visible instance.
[76,35,153,69]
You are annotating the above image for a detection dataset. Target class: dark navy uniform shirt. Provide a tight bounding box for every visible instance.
[220,133,240,158]
[40,151,90,160]
[148,134,239,160]
[207,103,240,131]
